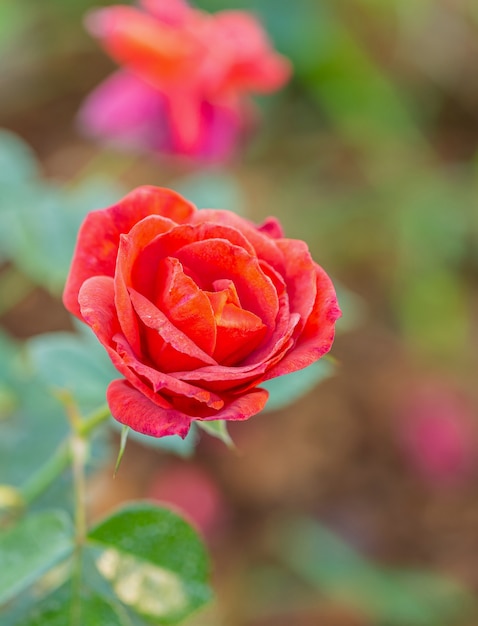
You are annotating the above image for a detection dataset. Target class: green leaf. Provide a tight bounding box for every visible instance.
[3,583,134,626]
[0,183,80,291]
[0,510,74,606]
[0,336,70,491]
[196,420,234,448]
[27,331,118,413]
[0,175,122,292]
[27,328,198,458]
[0,129,39,186]
[114,426,130,477]
[261,358,335,412]
[172,170,245,214]
[87,502,212,624]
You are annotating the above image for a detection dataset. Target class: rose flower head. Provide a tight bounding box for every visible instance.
[63,186,340,438]
[78,0,291,162]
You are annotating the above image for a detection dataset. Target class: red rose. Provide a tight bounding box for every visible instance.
[63,186,340,438]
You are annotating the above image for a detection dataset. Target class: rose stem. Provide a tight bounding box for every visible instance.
[19,403,111,506]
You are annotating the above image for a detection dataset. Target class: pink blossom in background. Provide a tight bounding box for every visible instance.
[79,0,291,162]
[397,380,477,487]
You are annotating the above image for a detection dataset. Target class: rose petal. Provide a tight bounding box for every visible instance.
[264,264,341,379]
[193,100,242,161]
[257,216,284,239]
[117,214,177,298]
[63,186,195,319]
[211,300,267,366]
[155,256,216,355]
[190,209,285,272]
[164,274,299,389]
[176,238,278,330]
[199,387,269,422]
[161,89,205,154]
[129,288,218,371]
[163,95,244,161]
[130,221,256,300]
[81,72,243,161]
[78,275,120,347]
[78,275,172,410]
[115,210,221,354]
[78,70,169,151]
[210,11,292,93]
[107,380,268,438]
[115,214,177,353]
[228,52,292,94]
[206,277,268,366]
[174,314,298,393]
[209,279,241,308]
[212,11,271,62]
[140,0,190,25]
[240,289,297,367]
[85,6,198,84]
[120,186,196,224]
[114,332,223,410]
[107,379,192,438]
[275,238,318,326]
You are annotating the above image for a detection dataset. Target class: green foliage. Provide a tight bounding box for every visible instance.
[0,504,211,625]
[0,129,39,186]
[196,420,234,448]
[87,503,212,624]
[1,179,122,294]
[27,327,199,458]
[0,510,74,606]
[272,518,474,625]
[0,333,70,491]
[114,426,130,477]
[172,170,245,215]
[261,358,335,413]
[12,584,133,626]
[27,330,117,414]
[0,130,123,293]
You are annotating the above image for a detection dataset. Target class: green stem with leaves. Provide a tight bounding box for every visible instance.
[19,403,111,506]
[70,428,88,626]
[15,403,111,622]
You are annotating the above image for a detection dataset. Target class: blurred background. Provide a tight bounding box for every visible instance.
[1,0,478,624]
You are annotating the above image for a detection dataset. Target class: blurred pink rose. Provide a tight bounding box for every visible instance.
[398,380,477,486]
[79,0,291,161]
